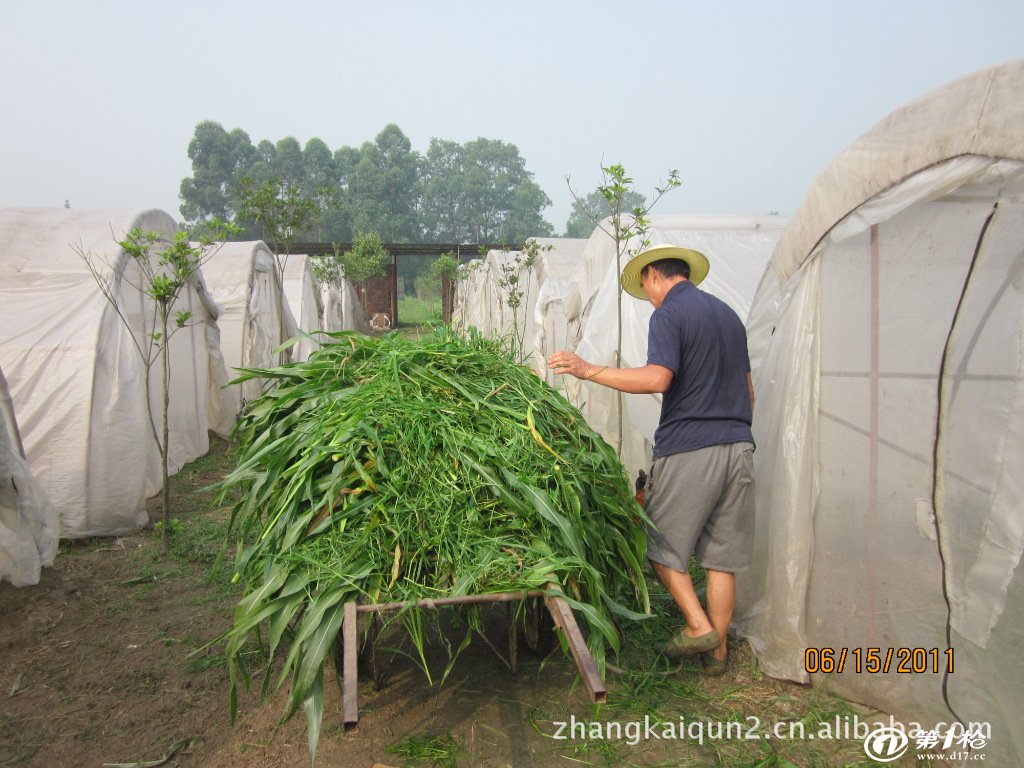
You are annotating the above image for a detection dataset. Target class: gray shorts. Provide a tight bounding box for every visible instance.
[644,442,755,573]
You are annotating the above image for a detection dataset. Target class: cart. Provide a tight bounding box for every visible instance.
[338,581,607,729]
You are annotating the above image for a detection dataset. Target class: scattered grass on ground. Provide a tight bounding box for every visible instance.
[386,732,465,768]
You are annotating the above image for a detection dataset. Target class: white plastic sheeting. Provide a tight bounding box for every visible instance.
[282,255,323,362]
[566,215,785,483]
[451,257,487,334]
[453,238,589,377]
[201,241,299,404]
[1,365,58,586]
[530,238,588,387]
[736,59,1024,765]
[0,208,236,538]
[320,276,370,338]
[452,247,539,361]
[282,255,368,362]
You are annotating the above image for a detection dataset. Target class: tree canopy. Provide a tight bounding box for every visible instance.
[564,188,648,238]
[179,122,555,244]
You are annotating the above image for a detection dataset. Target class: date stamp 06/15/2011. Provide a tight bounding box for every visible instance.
[803,647,953,675]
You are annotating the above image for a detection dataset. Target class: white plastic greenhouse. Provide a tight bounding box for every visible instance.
[315,270,370,340]
[1,364,58,587]
[453,247,538,357]
[451,256,487,334]
[282,254,369,362]
[453,238,588,373]
[566,214,786,482]
[0,208,236,539]
[530,238,588,386]
[200,240,299,405]
[735,59,1024,766]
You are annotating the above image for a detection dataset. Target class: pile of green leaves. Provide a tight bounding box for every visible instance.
[219,328,650,760]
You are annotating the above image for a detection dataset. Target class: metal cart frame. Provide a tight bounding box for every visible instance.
[339,581,607,729]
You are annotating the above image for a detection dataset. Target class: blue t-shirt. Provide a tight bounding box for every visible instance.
[646,280,753,457]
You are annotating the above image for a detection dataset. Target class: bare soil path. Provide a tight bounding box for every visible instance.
[1,437,904,768]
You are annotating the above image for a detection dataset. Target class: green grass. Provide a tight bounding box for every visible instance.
[386,733,464,767]
[397,295,441,326]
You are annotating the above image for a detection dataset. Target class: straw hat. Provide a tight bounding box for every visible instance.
[619,244,710,299]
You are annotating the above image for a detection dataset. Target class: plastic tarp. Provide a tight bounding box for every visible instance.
[1,365,58,586]
[529,238,588,388]
[282,254,324,362]
[201,241,299,404]
[0,208,236,538]
[566,215,786,483]
[282,255,368,362]
[451,257,487,335]
[320,274,369,338]
[453,247,539,360]
[453,238,586,376]
[735,59,1024,766]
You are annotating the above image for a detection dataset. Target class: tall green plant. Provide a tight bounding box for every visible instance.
[77,223,237,549]
[445,256,482,334]
[311,232,390,319]
[494,238,551,361]
[428,251,460,284]
[566,164,680,455]
[427,251,460,321]
[237,175,322,361]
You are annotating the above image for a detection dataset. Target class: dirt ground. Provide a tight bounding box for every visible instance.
[1,437,914,768]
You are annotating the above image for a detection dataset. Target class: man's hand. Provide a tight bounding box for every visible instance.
[547,351,597,380]
[547,350,673,394]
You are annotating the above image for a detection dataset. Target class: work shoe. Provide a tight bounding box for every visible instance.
[702,653,728,677]
[661,627,720,658]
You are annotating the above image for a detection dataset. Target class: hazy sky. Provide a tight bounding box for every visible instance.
[1,0,1022,234]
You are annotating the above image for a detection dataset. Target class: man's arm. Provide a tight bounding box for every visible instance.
[747,372,755,413]
[547,350,673,394]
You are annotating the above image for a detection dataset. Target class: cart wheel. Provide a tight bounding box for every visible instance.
[522,596,556,656]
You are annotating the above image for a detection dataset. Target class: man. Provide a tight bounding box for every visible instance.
[547,244,754,674]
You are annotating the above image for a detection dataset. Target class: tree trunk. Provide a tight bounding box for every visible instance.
[615,221,624,459]
[161,315,171,552]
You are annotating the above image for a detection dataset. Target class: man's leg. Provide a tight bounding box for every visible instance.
[653,562,736,660]
[651,561,714,638]
[705,569,736,661]
[697,443,753,661]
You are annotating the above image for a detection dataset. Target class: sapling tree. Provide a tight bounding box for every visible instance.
[427,251,460,322]
[311,232,389,320]
[236,175,322,361]
[566,164,680,455]
[443,256,482,335]
[77,223,237,549]
[495,238,551,361]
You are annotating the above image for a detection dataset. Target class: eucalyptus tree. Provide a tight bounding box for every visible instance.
[461,138,553,243]
[420,137,553,243]
[341,124,422,242]
[273,136,305,186]
[179,121,555,247]
[179,121,255,230]
[565,188,647,238]
[419,139,466,242]
[302,138,338,239]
